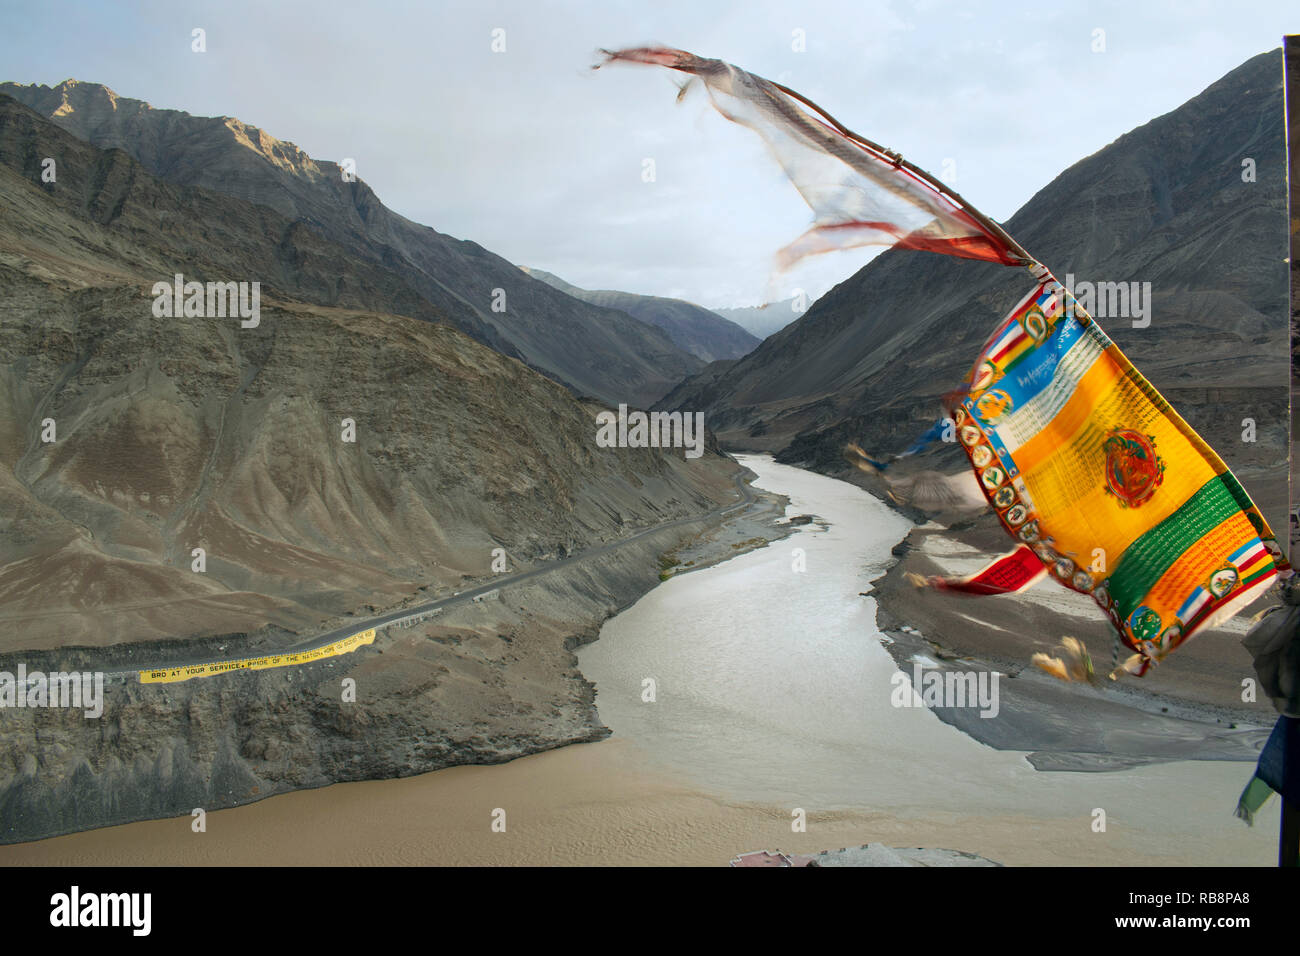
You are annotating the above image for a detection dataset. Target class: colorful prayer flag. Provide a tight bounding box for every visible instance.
[947,278,1290,675]
[915,544,1046,596]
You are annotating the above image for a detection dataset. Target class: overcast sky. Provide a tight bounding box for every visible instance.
[2,0,1295,308]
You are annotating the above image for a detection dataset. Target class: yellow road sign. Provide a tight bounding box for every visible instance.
[138,629,376,684]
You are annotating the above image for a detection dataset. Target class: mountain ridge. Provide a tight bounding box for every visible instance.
[1,79,702,408]
[522,267,759,362]
[711,297,808,339]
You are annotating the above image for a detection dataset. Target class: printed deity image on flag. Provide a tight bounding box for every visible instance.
[599,45,1292,680]
[949,279,1289,676]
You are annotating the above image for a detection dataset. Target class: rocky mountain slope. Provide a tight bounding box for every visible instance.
[660,49,1290,528]
[523,267,759,362]
[0,94,739,651]
[0,80,702,408]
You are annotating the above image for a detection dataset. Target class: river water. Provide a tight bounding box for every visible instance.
[0,455,1279,865]
[579,457,1281,834]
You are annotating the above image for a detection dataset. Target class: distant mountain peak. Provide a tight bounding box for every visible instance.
[220,115,323,180]
[49,78,135,117]
[1,79,325,182]
[523,266,760,362]
[49,79,102,116]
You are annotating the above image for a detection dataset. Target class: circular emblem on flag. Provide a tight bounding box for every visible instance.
[1072,570,1093,591]
[954,406,967,425]
[971,444,993,468]
[1054,557,1075,579]
[1208,566,1238,599]
[1093,583,1110,609]
[1021,306,1048,343]
[1102,428,1165,508]
[960,424,982,447]
[1004,504,1027,526]
[971,360,997,393]
[1018,520,1039,542]
[1265,538,1284,563]
[981,465,1005,490]
[993,485,1016,509]
[1128,605,1162,642]
[975,389,1014,424]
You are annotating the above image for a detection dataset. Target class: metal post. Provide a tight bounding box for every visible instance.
[1283,33,1299,868]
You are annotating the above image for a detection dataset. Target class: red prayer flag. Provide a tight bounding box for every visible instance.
[598,46,1024,270]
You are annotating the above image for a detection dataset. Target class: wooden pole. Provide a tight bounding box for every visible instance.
[1282,33,1299,868]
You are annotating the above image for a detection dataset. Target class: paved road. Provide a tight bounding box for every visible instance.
[107,468,761,682]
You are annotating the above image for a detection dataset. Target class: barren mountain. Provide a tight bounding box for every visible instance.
[523,267,760,362]
[0,80,702,408]
[660,49,1290,528]
[0,95,739,651]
